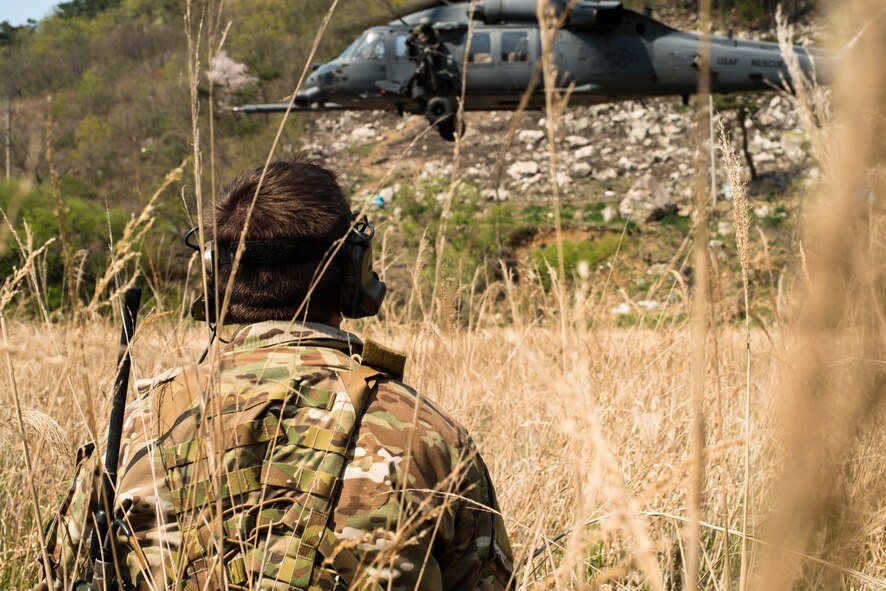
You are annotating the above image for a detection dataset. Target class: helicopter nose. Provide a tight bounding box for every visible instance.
[295,86,322,107]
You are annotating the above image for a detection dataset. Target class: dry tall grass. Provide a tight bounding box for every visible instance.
[1,0,886,589]
[2,296,884,589]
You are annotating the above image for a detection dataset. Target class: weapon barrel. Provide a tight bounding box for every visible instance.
[104,286,142,488]
[87,286,142,585]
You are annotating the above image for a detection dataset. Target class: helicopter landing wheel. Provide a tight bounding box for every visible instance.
[425,97,464,142]
[436,116,465,142]
[425,97,453,123]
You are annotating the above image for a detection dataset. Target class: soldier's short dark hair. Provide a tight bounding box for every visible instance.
[213,159,350,324]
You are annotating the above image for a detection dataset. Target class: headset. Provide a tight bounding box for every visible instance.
[184,213,386,323]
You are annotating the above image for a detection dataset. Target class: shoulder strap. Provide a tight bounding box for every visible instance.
[313,362,386,591]
[341,364,385,414]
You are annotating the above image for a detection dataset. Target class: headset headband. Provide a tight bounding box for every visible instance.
[184,228,331,268]
[214,240,330,267]
[184,214,386,322]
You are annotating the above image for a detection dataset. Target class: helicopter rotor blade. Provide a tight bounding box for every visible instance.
[326,0,450,46]
[359,0,451,29]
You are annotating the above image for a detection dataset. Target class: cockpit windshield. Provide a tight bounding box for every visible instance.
[349,31,386,61]
[339,37,361,60]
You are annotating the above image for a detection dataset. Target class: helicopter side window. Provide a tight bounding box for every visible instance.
[468,32,492,65]
[394,34,409,60]
[501,32,530,63]
[352,31,386,61]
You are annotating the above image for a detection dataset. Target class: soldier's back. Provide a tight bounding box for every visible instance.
[110,321,513,590]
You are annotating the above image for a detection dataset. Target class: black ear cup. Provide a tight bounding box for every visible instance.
[190,293,216,323]
[194,242,216,321]
[340,216,387,319]
[202,242,215,279]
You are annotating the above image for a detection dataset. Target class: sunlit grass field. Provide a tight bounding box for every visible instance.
[2,0,886,589]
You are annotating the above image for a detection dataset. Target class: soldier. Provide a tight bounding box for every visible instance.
[406,17,442,95]
[38,160,514,590]
[408,17,441,53]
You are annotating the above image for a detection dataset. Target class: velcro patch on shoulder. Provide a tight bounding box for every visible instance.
[361,339,406,379]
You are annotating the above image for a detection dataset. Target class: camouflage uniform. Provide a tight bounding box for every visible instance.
[42,321,514,591]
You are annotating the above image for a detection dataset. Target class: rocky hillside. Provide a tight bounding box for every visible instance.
[280,92,814,318]
[299,93,812,207]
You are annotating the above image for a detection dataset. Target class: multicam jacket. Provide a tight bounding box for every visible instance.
[43,321,514,591]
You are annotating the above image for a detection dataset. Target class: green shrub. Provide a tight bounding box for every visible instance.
[0,179,130,308]
[532,235,624,289]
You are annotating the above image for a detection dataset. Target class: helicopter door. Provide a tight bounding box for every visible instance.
[387,33,415,87]
[498,30,536,93]
[555,31,580,87]
[464,30,498,92]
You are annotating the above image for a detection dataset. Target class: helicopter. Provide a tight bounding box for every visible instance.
[233,0,830,141]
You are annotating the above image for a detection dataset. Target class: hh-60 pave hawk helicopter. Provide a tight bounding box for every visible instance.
[234,0,830,141]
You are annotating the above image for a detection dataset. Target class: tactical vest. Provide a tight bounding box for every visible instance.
[153,339,406,591]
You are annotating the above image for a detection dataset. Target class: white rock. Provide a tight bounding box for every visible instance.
[350,125,376,141]
[574,145,595,160]
[565,135,590,148]
[717,221,735,236]
[594,168,618,182]
[637,300,659,311]
[602,206,617,223]
[611,302,632,316]
[508,161,540,178]
[379,186,396,202]
[618,174,677,222]
[617,156,636,171]
[518,129,545,144]
[664,124,684,136]
[629,120,650,142]
[754,204,771,218]
[572,162,592,178]
[482,188,511,201]
[782,131,806,161]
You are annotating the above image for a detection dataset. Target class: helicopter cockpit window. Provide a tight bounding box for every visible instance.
[339,37,361,60]
[352,31,386,61]
[468,32,492,65]
[502,32,530,63]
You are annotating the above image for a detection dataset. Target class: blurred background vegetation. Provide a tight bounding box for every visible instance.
[0,0,820,313]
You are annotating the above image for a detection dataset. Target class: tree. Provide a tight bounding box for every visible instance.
[0,20,31,46]
[56,0,122,19]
